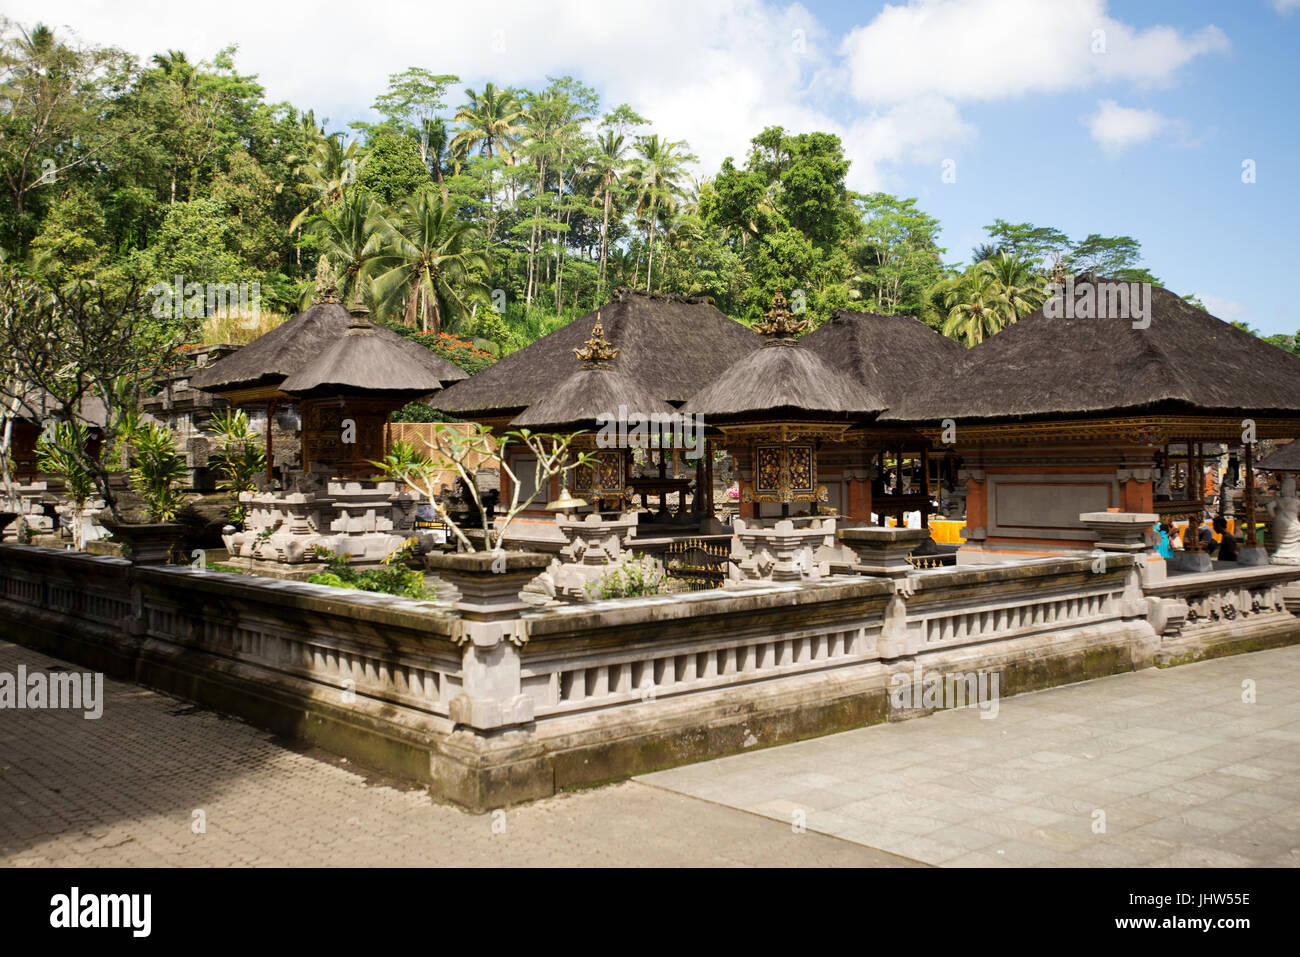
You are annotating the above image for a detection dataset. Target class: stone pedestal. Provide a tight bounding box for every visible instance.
[834,526,931,578]
[730,515,843,582]
[546,511,639,599]
[426,551,552,731]
[101,520,183,565]
[1081,511,1162,583]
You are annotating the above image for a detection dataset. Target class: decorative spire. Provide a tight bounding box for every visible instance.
[754,290,809,339]
[347,277,371,327]
[313,256,341,304]
[573,311,620,368]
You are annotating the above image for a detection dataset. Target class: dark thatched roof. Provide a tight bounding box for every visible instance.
[431,288,762,417]
[682,338,887,420]
[190,301,466,394]
[509,366,675,430]
[799,308,965,410]
[882,281,1300,423]
[280,317,454,397]
[1258,441,1300,472]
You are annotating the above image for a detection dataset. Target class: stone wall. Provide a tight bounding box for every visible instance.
[1,543,1297,810]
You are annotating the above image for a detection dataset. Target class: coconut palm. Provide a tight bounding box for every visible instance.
[627,135,693,292]
[941,271,1016,347]
[449,83,525,167]
[370,190,489,334]
[591,129,630,299]
[977,252,1048,320]
[306,191,387,308]
[288,133,363,233]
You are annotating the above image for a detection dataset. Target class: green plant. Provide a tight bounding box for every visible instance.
[209,408,266,524]
[307,541,433,600]
[125,423,188,521]
[36,420,98,549]
[584,555,667,600]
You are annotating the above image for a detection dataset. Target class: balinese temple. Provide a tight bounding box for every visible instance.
[509,314,677,511]
[792,306,966,527]
[191,275,466,482]
[882,277,1300,571]
[431,287,763,546]
[683,293,886,520]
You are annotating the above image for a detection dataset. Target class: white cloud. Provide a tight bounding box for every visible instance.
[1198,293,1245,321]
[1274,0,1300,16]
[1085,99,1170,155]
[12,0,1226,194]
[840,0,1228,105]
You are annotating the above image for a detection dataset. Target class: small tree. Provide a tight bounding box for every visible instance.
[209,408,265,525]
[125,423,188,522]
[373,423,592,553]
[0,266,191,522]
[35,421,97,549]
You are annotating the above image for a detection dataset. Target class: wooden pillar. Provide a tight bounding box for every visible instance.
[705,440,714,516]
[1244,442,1256,546]
[920,446,931,530]
[1183,439,1204,553]
[265,399,277,482]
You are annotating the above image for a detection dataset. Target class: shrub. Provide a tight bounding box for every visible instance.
[584,555,667,600]
[306,540,433,600]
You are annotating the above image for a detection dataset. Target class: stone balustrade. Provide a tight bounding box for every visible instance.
[2,541,1298,810]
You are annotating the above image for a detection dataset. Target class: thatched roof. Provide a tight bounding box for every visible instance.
[509,366,675,431]
[1258,441,1300,472]
[190,301,466,394]
[799,309,964,410]
[280,316,454,397]
[682,338,887,420]
[431,288,762,417]
[882,280,1300,423]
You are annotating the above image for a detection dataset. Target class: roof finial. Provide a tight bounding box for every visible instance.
[313,256,341,304]
[755,290,809,339]
[574,311,620,368]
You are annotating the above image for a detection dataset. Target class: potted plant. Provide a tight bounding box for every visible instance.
[103,422,188,564]
[208,408,265,527]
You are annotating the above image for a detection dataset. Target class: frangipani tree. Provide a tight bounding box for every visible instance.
[373,423,593,553]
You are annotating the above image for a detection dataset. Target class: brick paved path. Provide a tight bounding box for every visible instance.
[0,640,910,867]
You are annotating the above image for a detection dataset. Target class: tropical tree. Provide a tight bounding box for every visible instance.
[288,133,362,233]
[306,191,387,307]
[592,129,630,299]
[370,190,489,333]
[976,253,1048,320]
[628,135,693,292]
[941,271,1016,347]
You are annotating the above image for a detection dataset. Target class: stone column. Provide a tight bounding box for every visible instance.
[835,526,931,578]
[425,552,551,730]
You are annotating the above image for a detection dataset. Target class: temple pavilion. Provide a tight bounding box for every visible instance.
[191,288,465,482]
[882,277,1300,570]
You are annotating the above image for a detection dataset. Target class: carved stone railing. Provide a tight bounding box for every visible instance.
[1143,564,1300,642]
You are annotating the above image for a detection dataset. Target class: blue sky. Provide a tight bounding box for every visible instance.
[23,0,1300,333]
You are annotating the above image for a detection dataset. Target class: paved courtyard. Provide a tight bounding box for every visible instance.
[644,645,1300,867]
[1,636,1298,867]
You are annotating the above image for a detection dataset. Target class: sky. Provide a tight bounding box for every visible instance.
[16,0,1300,333]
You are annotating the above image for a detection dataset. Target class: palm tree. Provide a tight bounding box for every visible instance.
[288,133,363,233]
[591,130,629,299]
[627,135,693,292]
[978,253,1047,319]
[941,271,1015,347]
[306,191,387,308]
[370,191,489,334]
[449,83,526,165]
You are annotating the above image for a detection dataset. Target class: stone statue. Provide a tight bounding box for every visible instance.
[1266,474,1300,564]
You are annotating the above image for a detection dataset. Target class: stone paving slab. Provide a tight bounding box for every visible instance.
[0,640,915,867]
[641,645,1300,867]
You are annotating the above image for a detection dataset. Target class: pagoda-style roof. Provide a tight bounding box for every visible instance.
[280,314,452,397]
[799,309,965,410]
[882,280,1300,424]
[190,301,467,396]
[510,366,674,431]
[683,338,887,420]
[431,288,762,418]
[1258,441,1300,471]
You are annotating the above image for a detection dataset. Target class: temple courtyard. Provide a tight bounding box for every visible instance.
[3,636,1296,868]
